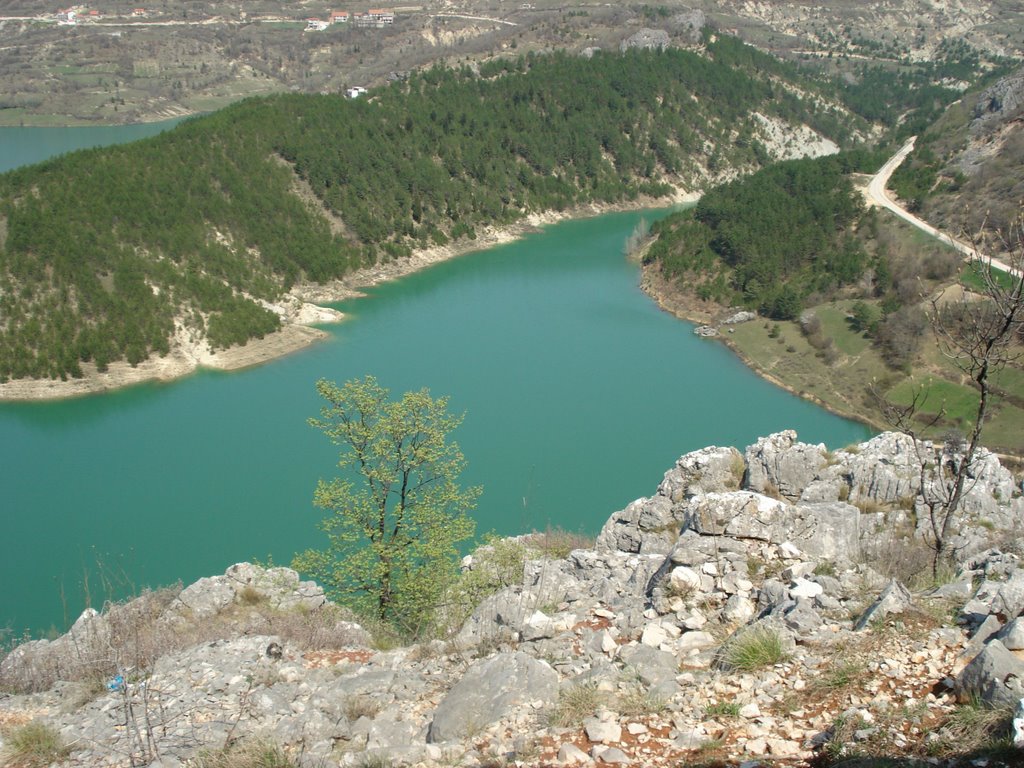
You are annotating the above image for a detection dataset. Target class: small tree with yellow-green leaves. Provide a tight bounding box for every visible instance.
[293,376,479,638]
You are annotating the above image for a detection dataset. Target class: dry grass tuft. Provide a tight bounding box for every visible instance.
[522,527,595,560]
[0,721,70,768]
[187,739,299,768]
[547,682,603,728]
[717,625,789,672]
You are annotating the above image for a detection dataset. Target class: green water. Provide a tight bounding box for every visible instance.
[0,118,185,174]
[0,126,872,636]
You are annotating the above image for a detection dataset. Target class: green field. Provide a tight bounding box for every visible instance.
[725,295,1024,456]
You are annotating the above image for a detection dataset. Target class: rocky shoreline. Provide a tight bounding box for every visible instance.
[2,430,1023,767]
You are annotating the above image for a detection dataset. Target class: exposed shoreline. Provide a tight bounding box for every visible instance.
[0,191,696,402]
[638,260,882,437]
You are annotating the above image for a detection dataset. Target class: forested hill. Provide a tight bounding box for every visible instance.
[0,40,863,383]
[642,153,880,320]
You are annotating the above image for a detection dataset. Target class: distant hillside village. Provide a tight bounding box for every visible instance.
[42,4,400,29]
[306,8,396,30]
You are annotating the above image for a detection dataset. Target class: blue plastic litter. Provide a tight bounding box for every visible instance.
[106,674,125,691]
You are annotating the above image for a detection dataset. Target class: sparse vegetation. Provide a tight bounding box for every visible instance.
[926,698,1015,758]
[727,454,746,489]
[704,701,741,719]
[816,659,866,692]
[342,695,382,723]
[0,585,365,695]
[522,527,595,560]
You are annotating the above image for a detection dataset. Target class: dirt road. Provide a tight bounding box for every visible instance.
[863,137,1021,277]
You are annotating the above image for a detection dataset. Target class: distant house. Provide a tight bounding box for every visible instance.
[306,18,329,30]
[346,86,367,98]
[132,8,146,16]
[367,8,394,24]
[57,8,76,23]
[355,8,394,27]
[329,10,349,23]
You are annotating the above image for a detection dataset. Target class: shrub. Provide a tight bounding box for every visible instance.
[238,586,265,606]
[813,560,837,577]
[1,722,70,768]
[439,536,529,636]
[874,305,927,370]
[717,625,789,671]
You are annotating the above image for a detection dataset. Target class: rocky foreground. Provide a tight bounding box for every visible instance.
[3,431,1024,767]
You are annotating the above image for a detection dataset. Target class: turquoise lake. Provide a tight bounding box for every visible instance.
[0,124,872,636]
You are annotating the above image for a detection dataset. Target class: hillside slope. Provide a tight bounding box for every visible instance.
[888,63,1024,246]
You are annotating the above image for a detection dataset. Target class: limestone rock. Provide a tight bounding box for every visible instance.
[594,745,629,763]
[171,576,236,619]
[596,444,742,554]
[619,28,670,52]
[784,603,823,636]
[670,9,705,42]
[744,431,828,501]
[685,491,789,541]
[584,717,622,744]
[972,67,1024,128]
[854,580,914,631]
[619,644,679,688]
[844,432,921,505]
[558,742,589,764]
[997,617,1024,651]
[225,562,327,612]
[956,640,1024,706]
[428,652,557,742]
[790,502,861,562]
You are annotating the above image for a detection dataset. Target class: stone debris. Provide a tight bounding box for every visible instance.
[1,431,1023,767]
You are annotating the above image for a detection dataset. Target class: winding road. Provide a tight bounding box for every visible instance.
[863,137,1021,278]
